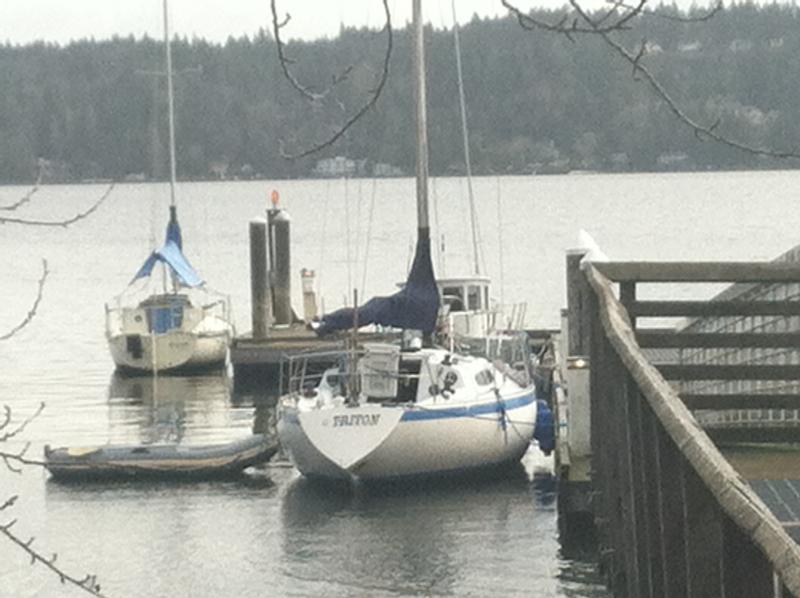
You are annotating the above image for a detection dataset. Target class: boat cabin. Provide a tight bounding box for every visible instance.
[289,344,505,408]
[437,276,497,338]
[437,276,491,314]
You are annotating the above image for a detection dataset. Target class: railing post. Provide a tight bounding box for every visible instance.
[566,252,592,458]
[721,517,775,597]
[567,250,592,356]
[682,463,723,597]
[641,402,665,597]
[615,369,642,597]
[620,281,636,330]
[658,425,688,597]
[590,289,628,593]
[624,375,651,597]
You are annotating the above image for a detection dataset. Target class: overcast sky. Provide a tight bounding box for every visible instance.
[0,0,539,46]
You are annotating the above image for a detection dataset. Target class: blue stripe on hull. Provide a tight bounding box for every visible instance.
[280,393,535,425]
[400,393,535,421]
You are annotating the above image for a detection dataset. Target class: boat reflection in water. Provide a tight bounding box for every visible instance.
[278,454,585,597]
[106,370,253,445]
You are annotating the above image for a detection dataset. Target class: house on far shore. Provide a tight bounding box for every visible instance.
[656,151,691,170]
[209,160,229,180]
[312,156,369,178]
[373,162,404,177]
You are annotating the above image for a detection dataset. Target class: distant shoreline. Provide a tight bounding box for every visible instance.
[3,165,800,188]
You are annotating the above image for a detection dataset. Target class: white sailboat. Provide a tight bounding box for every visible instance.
[105,0,233,374]
[276,0,540,481]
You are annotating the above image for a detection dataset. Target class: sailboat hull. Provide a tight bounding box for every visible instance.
[107,301,231,374]
[277,392,537,481]
[108,329,230,374]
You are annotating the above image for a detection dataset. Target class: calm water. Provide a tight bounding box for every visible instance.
[3,170,800,597]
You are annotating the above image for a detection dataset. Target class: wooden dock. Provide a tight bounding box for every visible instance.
[231,325,341,388]
[231,326,411,388]
[555,247,800,596]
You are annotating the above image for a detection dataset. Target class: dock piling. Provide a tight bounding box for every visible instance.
[269,208,292,325]
[249,218,270,339]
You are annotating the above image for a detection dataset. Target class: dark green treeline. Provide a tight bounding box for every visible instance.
[2,3,799,183]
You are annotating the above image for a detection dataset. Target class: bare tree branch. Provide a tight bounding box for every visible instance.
[607,0,723,23]
[0,402,44,442]
[272,0,393,160]
[0,517,107,597]
[1,184,112,340]
[1,447,46,473]
[0,260,48,342]
[0,182,115,227]
[501,0,646,39]
[270,0,354,102]
[0,403,46,472]
[564,0,800,159]
[0,168,43,212]
[0,406,104,595]
[505,0,800,160]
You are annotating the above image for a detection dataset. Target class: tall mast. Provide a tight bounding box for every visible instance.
[451,0,480,276]
[413,0,429,234]
[163,0,177,207]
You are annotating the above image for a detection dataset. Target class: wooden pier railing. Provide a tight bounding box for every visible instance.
[576,258,800,597]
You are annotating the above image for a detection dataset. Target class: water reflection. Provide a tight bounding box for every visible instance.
[106,371,252,444]
[279,465,576,596]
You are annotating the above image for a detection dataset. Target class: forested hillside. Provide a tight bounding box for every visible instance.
[1,3,799,183]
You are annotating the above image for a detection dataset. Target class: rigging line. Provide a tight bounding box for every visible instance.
[493,373,529,443]
[318,178,332,304]
[344,175,352,299]
[431,176,444,275]
[360,177,378,298]
[496,176,505,312]
[354,177,364,297]
[451,0,481,276]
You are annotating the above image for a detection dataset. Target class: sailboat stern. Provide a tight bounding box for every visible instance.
[107,302,230,373]
[277,401,404,479]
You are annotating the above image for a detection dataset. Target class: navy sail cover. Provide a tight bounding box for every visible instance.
[315,230,440,336]
[132,206,203,288]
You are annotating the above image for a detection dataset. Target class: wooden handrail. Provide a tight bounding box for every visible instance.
[637,331,800,348]
[594,261,800,282]
[583,262,800,593]
[630,300,800,317]
[681,393,800,410]
[658,364,800,380]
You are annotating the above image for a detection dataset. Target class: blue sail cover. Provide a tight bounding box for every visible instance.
[165,205,182,249]
[131,206,203,288]
[315,229,440,335]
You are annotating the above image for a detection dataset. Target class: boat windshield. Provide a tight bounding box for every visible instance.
[142,294,189,333]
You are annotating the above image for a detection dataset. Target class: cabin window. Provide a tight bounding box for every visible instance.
[442,286,465,311]
[475,369,494,386]
[147,305,183,334]
[145,298,186,333]
[488,339,500,360]
[395,357,422,403]
[126,335,143,359]
[467,285,481,310]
